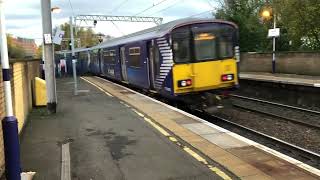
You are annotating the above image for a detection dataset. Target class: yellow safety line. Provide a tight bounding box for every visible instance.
[143,115,232,180]
[144,117,171,137]
[209,167,232,180]
[81,76,233,180]
[80,77,113,97]
[183,147,208,165]
[131,108,145,118]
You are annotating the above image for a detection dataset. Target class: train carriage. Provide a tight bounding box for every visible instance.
[56,18,240,108]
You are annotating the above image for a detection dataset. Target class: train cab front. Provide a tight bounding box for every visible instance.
[170,21,239,110]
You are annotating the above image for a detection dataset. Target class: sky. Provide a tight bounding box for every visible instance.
[4,0,219,45]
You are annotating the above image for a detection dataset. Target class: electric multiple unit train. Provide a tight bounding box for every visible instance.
[56,18,240,108]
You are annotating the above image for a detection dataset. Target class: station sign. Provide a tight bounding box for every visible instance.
[268,28,280,38]
[43,34,52,44]
[53,28,65,45]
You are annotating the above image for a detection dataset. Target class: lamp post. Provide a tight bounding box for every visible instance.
[69,16,78,95]
[41,0,57,113]
[262,8,277,74]
[272,15,276,74]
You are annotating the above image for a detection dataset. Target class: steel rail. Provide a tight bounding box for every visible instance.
[194,109,320,169]
[230,94,320,115]
[232,104,320,129]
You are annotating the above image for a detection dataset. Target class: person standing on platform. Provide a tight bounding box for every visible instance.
[60,59,67,77]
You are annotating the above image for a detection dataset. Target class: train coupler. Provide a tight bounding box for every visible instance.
[201,92,232,113]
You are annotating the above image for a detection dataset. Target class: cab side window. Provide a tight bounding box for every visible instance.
[172,27,191,63]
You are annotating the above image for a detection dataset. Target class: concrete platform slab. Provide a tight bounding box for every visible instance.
[183,123,223,135]
[240,72,320,87]
[202,133,249,149]
[171,117,200,124]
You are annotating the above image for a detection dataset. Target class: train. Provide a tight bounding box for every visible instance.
[56,18,240,110]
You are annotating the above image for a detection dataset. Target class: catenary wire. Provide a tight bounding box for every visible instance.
[147,0,183,16]
[68,0,75,16]
[134,0,171,16]
[111,21,126,36]
[110,0,130,14]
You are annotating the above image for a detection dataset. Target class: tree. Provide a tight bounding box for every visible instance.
[7,34,26,59]
[53,23,102,51]
[275,0,320,50]
[216,0,320,51]
[215,0,271,52]
[35,45,42,59]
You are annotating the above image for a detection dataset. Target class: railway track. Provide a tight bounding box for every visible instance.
[192,108,320,169]
[230,94,320,129]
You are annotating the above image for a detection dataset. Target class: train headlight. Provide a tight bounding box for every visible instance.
[178,79,192,87]
[221,74,234,81]
[181,80,187,87]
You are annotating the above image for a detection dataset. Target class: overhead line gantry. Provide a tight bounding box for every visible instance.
[74,15,163,26]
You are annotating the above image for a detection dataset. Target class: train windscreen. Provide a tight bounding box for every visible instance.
[172,23,236,63]
[192,24,235,61]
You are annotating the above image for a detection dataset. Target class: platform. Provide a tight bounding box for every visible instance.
[20,78,232,180]
[240,72,320,87]
[20,76,320,179]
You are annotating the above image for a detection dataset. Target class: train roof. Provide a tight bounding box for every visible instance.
[57,18,237,54]
[92,18,237,50]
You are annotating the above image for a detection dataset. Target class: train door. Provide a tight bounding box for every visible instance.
[99,49,105,76]
[114,48,122,81]
[150,42,161,89]
[148,41,156,89]
[124,42,150,89]
[120,46,128,82]
[87,51,91,73]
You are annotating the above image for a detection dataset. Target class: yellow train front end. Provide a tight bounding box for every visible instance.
[171,21,239,96]
[173,59,238,94]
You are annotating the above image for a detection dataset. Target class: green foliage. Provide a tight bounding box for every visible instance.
[216,0,320,52]
[216,0,270,52]
[275,0,320,50]
[36,45,42,59]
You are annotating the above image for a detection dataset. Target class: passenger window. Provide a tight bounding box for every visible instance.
[103,49,116,64]
[129,47,141,68]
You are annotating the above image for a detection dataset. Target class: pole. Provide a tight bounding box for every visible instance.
[41,0,57,113]
[70,16,78,95]
[0,0,21,179]
[272,13,276,74]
